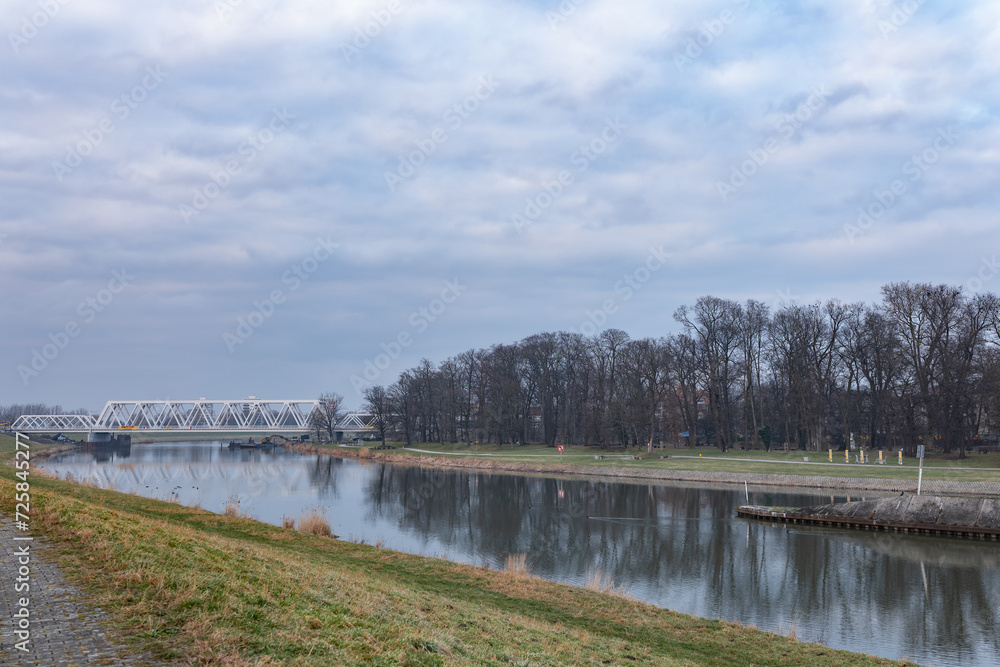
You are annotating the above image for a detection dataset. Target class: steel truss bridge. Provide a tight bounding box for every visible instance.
[11,399,376,437]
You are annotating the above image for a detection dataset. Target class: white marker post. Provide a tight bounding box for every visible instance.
[916,444,925,496]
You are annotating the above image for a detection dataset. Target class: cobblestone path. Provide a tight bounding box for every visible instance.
[1,519,166,666]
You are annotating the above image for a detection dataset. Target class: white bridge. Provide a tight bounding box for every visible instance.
[11,399,375,438]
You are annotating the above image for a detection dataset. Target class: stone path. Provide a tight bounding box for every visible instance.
[1,519,165,666]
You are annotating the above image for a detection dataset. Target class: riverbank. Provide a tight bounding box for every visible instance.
[304,444,1000,496]
[1,434,908,665]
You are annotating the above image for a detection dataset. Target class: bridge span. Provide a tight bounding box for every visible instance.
[11,399,375,440]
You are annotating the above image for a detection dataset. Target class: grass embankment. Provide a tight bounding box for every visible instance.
[330,441,1000,484]
[1,433,907,666]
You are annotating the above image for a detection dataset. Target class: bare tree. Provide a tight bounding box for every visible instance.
[309,392,345,442]
[389,372,417,447]
[675,297,740,451]
[622,337,672,453]
[737,300,769,449]
[667,334,702,448]
[363,385,392,447]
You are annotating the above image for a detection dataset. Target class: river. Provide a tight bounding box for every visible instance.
[39,440,1000,666]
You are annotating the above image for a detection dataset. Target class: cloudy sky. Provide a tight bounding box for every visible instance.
[2,0,998,412]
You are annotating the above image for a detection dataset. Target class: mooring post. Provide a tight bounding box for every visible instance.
[744,481,749,504]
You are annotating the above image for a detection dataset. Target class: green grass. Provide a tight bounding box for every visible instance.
[332,441,1000,483]
[0,433,909,666]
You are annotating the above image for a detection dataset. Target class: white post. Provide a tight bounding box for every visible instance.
[744,481,749,504]
[917,456,924,496]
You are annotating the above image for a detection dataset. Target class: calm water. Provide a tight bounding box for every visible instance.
[41,441,1000,666]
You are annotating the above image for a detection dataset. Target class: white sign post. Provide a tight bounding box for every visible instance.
[916,444,925,496]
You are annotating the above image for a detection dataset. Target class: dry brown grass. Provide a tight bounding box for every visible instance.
[778,621,799,641]
[584,568,634,600]
[298,506,333,537]
[281,515,296,529]
[505,553,529,577]
[223,496,252,519]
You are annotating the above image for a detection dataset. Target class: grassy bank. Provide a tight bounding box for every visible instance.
[326,441,1000,484]
[1,434,907,666]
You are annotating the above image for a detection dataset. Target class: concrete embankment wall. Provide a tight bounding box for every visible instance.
[793,495,1000,529]
[740,495,1000,538]
[309,447,1000,496]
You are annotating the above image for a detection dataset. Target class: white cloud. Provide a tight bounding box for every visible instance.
[2,0,999,407]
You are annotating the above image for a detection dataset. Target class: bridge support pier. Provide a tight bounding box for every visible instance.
[85,432,130,446]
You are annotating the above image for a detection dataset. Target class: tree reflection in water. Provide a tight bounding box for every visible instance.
[363,463,1000,665]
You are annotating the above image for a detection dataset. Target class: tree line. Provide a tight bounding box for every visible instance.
[345,283,1000,459]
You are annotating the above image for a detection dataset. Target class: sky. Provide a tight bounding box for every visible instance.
[2,0,998,412]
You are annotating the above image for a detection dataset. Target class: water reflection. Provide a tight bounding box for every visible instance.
[363,463,1000,665]
[40,442,1000,666]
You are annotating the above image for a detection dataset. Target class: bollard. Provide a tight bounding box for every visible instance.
[845,449,849,463]
[829,449,833,462]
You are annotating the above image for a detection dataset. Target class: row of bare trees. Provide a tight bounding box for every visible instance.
[352,282,1000,457]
